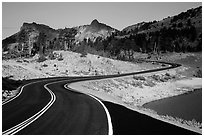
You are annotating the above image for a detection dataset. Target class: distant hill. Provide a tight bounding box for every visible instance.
[99,6,202,61]
[122,6,202,35]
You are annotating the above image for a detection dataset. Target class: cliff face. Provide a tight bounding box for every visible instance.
[2,19,118,53]
[20,22,59,40]
[3,22,59,49]
[2,22,60,57]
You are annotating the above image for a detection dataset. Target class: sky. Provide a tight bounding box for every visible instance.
[2,2,202,39]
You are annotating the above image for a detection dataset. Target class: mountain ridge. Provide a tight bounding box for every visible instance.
[122,6,202,35]
[2,19,117,53]
[2,5,202,59]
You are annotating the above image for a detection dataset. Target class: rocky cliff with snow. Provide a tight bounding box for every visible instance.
[2,19,118,56]
[74,19,118,42]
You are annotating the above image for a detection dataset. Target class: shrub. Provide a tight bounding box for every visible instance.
[132,81,143,88]
[165,73,170,76]
[80,51,87,57]
[144,80,155,87]
[133,75,146,81]
[37,55,47,62]
[2,77,23,90]
[42,64,48,67]
[194,69,202,78]
[48,52,56,60]
[23,59,29,63]
[160,77,168,82]
[151,74,160,81]
[16,60,22,63]
[58,53,64,61]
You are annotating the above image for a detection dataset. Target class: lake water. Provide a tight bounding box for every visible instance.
[143,89,202,123]
[102,101,198,134]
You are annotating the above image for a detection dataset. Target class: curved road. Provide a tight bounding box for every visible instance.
[2,61,199,135]
[3,77,110,135]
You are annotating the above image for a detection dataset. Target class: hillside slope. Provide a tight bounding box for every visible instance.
[122,6,202,35]
[2,6,202,60]
[2,19,118,56]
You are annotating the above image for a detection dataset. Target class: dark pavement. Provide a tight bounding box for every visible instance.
[2,61,200,135]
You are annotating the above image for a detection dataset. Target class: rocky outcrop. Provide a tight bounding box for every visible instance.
[74,19,118,42]
[3,19,118,55]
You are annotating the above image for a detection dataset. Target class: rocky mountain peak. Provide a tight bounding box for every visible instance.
[90,19,100,26]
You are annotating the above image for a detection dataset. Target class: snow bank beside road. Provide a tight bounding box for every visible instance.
[175,78,202,89]
[68,75,202,133]
[69,75,202,107]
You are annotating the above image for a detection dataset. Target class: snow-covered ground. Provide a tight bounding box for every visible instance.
[2,51,202,132]
[3,51,160,80]
[69,70,202,133]
[67,52,202,132]
[69,74,202,106]
[2,51,201,104]
[2,51,160,101]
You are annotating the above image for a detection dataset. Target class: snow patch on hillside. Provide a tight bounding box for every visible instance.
[2,51,149,80]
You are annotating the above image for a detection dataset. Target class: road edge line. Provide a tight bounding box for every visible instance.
[64,84,113,135]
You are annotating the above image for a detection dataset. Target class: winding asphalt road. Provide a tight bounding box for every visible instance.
[2,61,200,135]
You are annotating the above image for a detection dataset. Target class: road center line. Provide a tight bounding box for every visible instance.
[2,79,67,135]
